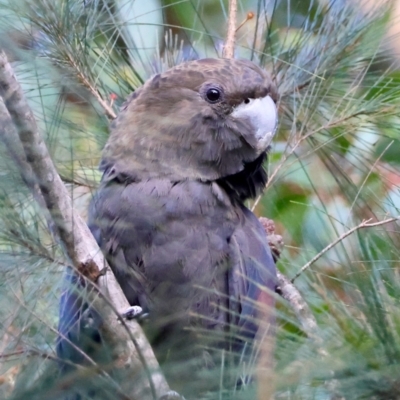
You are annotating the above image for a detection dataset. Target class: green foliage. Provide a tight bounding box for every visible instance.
[0,0,399,399]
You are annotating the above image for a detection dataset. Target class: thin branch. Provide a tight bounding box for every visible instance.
[260,217,321,344]
[236,11,254,33]
[222,0,237,58]
[347,140,394,221]
[291,217,400,283]
[65,53,117,119]
[259,218,327,400]
[0,348,111,371]
[60,172,98,189]
[9,285,129,398]
[0,349,55,361]
[251,106,379,211]
[0,50,173,400]
[276,271,322,345]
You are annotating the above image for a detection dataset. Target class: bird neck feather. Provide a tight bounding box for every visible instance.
[216,152,268,202]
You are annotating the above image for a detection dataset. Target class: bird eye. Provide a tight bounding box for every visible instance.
[205,88,221,103]
[244,98,250,104]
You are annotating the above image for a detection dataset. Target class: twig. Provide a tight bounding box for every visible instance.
[65,53,117,119]
[291,217,400,283]
[0,50,172,400]
[260,218,321,343]
[347,140,394,221]
[60,173,98,189]
[259,218,327,400]
[0,348,103,371]
[236,11,254,33]
[0,349,55,361]
[222,0,237,58]
[251,109,373,211]
[276,271,322,345]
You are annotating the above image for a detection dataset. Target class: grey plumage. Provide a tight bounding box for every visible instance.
[57,58,278,397]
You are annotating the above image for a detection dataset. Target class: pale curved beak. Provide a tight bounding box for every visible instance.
[231,95,278,151]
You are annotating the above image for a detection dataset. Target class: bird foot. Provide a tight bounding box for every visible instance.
[121,305,145,320]
[158,391,186,400]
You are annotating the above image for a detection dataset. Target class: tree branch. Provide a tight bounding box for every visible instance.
[260,218,321,343]
[222,0,237,58]
[291,217,400,283]
[0,50,175,400]
[65,53,117,119]
[275,271,321,342]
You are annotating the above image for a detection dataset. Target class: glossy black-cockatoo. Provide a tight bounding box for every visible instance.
[57,58,278,396]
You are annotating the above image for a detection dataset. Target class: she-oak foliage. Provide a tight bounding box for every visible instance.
[0,0,399,399]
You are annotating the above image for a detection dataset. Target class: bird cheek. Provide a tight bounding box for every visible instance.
[232,118,260,149]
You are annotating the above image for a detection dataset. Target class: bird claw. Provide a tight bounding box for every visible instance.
[81,311,95,329]
[158,391,186,400]
[121,306,144,320]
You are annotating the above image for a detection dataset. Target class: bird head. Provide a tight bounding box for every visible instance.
[101,58,278,187]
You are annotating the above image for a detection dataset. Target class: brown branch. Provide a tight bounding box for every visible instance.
[276,272,321,342]
[0,50,174,400]
[260,218,321,342]
[65,53,117,119]
[222,0,237,58]
[291,217,400,283]
[0,348,103,371]
[258,217,326,400]
[236,11,254,33]
[60,172,98,189]
[0,97,54,231]
[0,349,56,361]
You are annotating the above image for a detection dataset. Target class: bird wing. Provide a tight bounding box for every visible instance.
[88,178,238,319]
[56,268,102,370]
[57,180,276,362]
[229,206,277,341]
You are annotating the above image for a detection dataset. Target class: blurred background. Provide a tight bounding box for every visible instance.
[0,0,400,398]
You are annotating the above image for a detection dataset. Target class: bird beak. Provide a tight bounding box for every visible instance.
[231,95,278,151]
